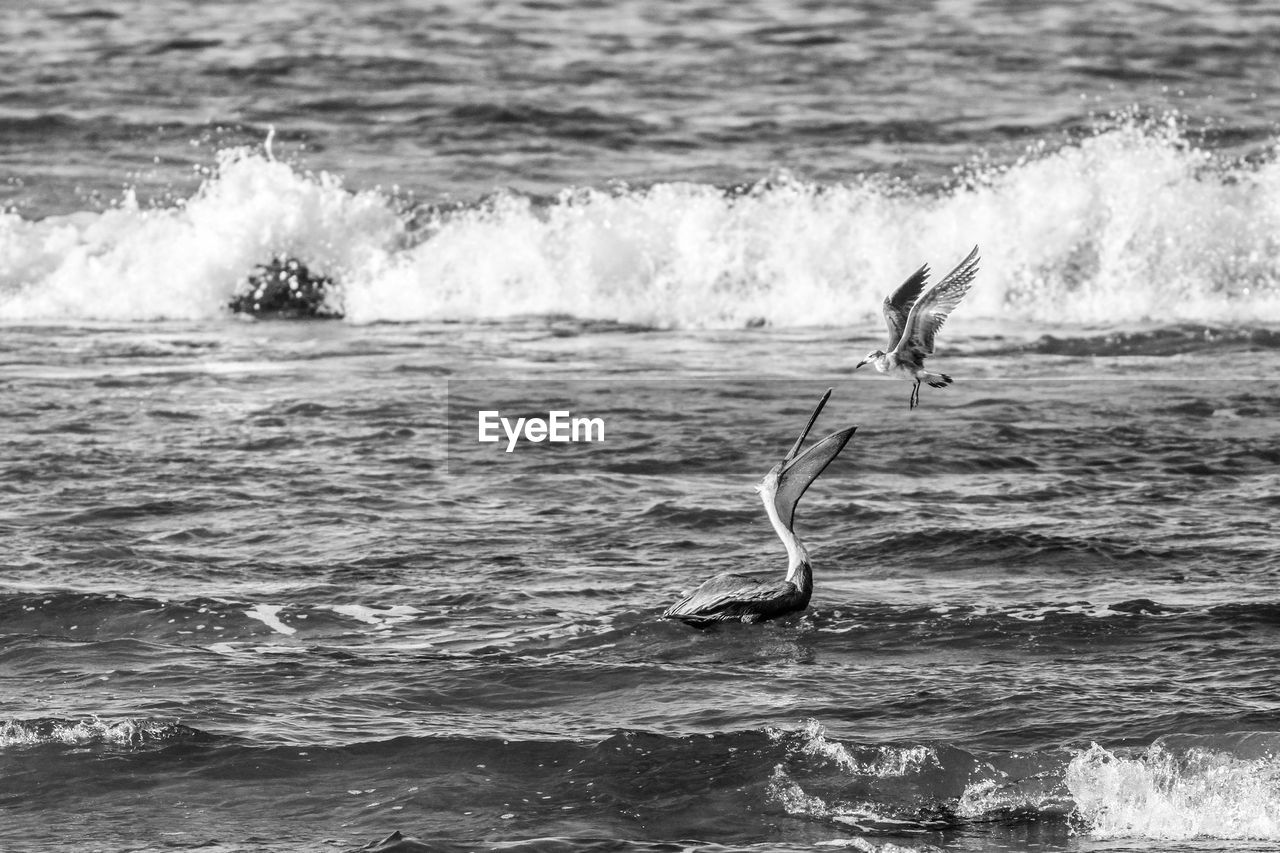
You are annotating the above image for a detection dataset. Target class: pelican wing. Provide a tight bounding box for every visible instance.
[663,572,799,623]
[775,426,857,531]
[882,263,930,350]
[896,246,979,358]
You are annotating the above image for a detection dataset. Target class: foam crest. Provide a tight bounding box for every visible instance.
[0,716,192,748]
[4,116,1280,327]
[349,115,1280,326]
[956,773,1069,819]
[244,603,297,636]
[958,116,1280,325]
[328,603,423,629]
[767,764,925,832]
[0,148,400,321]
[1066,740,1280,840]
[765,722,962,834]
[345,179,886,326]
[794,719,940,777]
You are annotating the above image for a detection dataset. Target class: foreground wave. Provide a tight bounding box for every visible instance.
[3,115,1280,327]
[3,718,1276,845]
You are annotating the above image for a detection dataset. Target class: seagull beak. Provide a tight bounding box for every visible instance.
[854,359,868,370]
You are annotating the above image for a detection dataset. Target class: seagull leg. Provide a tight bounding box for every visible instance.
[910,379,920,409]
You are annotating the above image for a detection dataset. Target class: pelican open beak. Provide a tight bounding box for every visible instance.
[770,388,857,531]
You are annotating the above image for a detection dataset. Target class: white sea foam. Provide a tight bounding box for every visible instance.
[329,603,422,629]
[244,603,297,636]
[956,772,1071,819]
[1066,741,1280,840]
[1005,602,1120,622]
[767,764,920,831]
[0,149,399,322]
[765,721,955,838]
[815,842,940,852]
[344,118,1280,327]
[4,116,1280,327]
[794,719,939,777]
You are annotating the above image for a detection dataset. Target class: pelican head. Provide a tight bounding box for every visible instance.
[758,389,857,535]
[855,350,885,370]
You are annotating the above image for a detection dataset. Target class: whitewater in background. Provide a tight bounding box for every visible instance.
[4,116,1280,327]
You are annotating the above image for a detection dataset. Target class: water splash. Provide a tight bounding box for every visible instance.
[766,721,965,832]
[792,719,941,777]
[0,147,399,321]
[0,716,197,748]
[767,764,931,832]
[1066,740,1280,840]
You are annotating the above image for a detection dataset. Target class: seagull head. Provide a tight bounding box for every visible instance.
[855,350,885,370]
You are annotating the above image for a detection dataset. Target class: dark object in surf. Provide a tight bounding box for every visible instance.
[356,831,435,852]
[1109,598,1186,616]
[230,257,342,319]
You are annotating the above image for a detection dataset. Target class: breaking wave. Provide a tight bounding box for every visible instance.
[1066,736,1280,841]
[770,723,1280,842]
[3,114,1280,328]
[0,716,205,748]
[3,712,1276,843]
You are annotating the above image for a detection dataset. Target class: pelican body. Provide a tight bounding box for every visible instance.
[856,246,980,409]
[662,389,856,627]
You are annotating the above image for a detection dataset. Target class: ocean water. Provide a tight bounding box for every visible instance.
[4,2,1280,852]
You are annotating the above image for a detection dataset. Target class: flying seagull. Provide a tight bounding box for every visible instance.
[856,246,980,409]
[662,389,856,626]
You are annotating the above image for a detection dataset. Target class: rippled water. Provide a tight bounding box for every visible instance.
[4,322,1279,851]
[4,1,1280,851]
[8,0,1280,216]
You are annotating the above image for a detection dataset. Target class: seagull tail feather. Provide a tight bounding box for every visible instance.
[925,372,952,389]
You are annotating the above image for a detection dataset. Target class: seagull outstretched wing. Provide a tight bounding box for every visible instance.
[881,263,930,350]
[896,246,979,358]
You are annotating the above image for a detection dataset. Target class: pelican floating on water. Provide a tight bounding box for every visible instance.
[856,246,980,409]
[662,389,856,626]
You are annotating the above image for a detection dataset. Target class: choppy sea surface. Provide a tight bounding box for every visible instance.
[4,2,1280,852]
